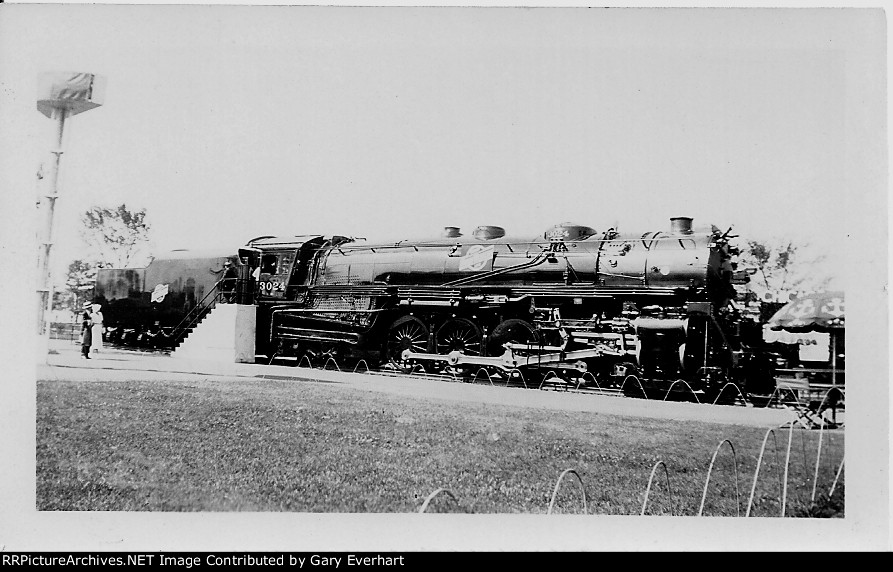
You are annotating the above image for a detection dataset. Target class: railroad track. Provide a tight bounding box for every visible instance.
[264,354,765,406]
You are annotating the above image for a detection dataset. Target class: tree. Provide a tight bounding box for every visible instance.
[740,238,832,299]
[80,204,153,268]
[57,259,97,315]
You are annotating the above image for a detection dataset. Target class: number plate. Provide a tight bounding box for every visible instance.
[259,280,285,293]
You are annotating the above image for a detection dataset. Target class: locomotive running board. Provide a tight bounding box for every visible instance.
[392,284,684,307]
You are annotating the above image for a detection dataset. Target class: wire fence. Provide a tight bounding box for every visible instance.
[418,428,844,517]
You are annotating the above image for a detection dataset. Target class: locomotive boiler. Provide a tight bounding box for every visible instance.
[249,217,764,399]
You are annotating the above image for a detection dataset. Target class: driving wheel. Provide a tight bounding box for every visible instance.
[436,318,482,356]
[386,316,429,372]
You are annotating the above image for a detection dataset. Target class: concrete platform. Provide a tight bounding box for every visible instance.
[42,338,324,381]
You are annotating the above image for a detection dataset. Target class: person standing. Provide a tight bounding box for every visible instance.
[91,304,104,353]
[219,260,238,303]
[81,305,93,359]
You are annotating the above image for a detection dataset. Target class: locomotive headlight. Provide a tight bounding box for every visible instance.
[660,266,671,276]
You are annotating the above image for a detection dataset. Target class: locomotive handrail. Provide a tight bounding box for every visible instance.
[335,239,544,252]
[508,285,681,296]
[272,308,386,314]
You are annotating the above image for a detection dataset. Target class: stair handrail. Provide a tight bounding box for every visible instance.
[167,278,232,347]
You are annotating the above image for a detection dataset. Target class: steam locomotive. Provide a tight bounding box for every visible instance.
[246,217,770,399]
[93,217,772,400]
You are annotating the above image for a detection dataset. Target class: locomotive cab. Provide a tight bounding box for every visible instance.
[247,236,354,302]
[256,249,296,299]
[248,237,318,301]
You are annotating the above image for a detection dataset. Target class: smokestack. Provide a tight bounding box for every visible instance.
[670,217,693,235]
[442,227,462,238]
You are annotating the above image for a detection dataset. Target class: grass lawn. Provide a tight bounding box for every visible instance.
[36,375,844,515]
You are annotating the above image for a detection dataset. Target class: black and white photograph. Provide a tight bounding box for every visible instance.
[0,1,888,553]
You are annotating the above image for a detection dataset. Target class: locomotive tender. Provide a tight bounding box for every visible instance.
[92,249,239,346]
[92,216,768,399]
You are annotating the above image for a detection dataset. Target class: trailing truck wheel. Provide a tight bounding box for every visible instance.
[385,316,428,372]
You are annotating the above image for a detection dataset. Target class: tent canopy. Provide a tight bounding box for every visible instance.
[767,291,845,333]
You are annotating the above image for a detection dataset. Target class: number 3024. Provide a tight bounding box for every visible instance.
[259,281,284,292]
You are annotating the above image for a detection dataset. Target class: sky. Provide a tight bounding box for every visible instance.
[0,3,888,552]
[1,6,885,292]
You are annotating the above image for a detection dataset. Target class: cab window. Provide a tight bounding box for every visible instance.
[261,254,279,275]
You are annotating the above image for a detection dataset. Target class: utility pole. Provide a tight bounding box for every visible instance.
[36,72,105,357]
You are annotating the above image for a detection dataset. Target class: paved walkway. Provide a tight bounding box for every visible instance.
[39,339,809,428]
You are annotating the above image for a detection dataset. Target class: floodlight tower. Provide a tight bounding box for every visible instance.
[35,72,105,350]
